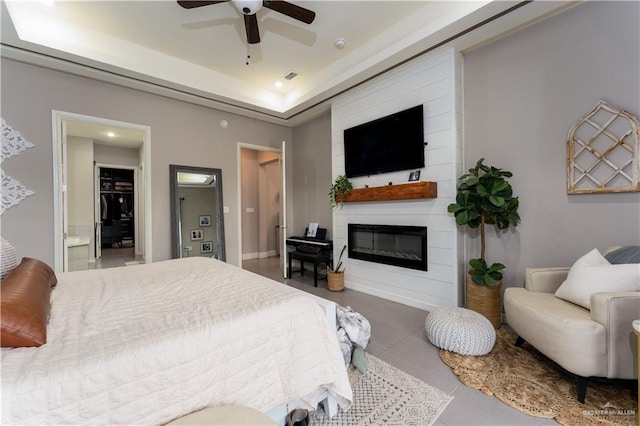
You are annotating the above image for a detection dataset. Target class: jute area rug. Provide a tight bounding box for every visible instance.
[440,329,638,426]
[313,353,453,425]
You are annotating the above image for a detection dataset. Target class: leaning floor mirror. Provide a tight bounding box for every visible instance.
[170,165,226,261]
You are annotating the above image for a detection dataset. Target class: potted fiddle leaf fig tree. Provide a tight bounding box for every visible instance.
[329,175,353,208]
[447,158,520,328]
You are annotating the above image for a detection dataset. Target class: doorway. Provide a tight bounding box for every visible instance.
[52,111,152,272]
[95,165,140,268]
[237,142,287,277]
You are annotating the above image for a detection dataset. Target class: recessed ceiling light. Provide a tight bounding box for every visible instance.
[274,81,283,88]
[106,131,116,138]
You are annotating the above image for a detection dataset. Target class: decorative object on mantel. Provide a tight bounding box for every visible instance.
[329,175,353,208]
[326,244,346,292]
[567,100,639,194]
[447,158,520,328]
[1,118,35,216]
[1,118,34,162]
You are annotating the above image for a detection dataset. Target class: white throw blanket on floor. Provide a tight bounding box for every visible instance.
[335,305,371,366]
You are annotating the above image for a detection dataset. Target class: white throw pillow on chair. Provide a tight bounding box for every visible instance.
[555,248,640,309]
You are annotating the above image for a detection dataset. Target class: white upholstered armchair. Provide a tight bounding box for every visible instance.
[504,249,640,403]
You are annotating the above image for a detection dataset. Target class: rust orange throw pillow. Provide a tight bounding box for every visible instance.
[1,257,57,347]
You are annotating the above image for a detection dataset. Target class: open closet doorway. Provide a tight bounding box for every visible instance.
[95,165,139,268]
[52,111,152,272]
[238,142,288,277]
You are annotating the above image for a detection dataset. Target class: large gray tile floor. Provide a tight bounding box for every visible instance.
[71,247,144,271]
[243,256,557,426]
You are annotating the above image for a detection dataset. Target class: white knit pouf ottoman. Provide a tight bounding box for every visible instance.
[425,307,496,356]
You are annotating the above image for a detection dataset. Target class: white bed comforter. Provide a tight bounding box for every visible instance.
[1,257,352,424]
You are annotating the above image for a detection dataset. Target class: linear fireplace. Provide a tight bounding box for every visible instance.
[348,224,428,271]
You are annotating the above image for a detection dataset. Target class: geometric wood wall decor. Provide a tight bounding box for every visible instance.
[567,100,639,194]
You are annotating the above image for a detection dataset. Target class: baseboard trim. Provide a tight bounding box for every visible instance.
[345,281,443,312]
[244,250,278,260]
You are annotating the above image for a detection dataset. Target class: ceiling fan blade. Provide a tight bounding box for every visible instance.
[263,1,315,24]
[177,1,227,9]
[244,14,261,44]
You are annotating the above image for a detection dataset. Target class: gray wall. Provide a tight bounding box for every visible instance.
[240,149,281,258]
[257,152,280,256]
[0,58,292,267]
[463,1,640,289]
[291,112,333,238]
[240,148,259,257]
[93,144,140,168]
[66,136,94,258]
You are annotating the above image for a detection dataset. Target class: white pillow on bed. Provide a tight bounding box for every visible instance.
[555,248,640,309]
[1,237,18,280]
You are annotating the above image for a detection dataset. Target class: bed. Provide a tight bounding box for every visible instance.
[1,257,352,425]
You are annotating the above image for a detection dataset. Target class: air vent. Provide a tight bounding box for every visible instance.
[283,71,298,80]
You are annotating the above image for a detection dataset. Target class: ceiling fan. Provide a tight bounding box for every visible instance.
[177,0,316,45]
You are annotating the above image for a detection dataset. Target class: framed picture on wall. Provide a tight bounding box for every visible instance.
[190,229,203,241]
[408,170,421,181]
[201,241,213,253]
[199,215,211,227]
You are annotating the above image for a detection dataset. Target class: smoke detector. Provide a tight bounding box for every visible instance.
[335,37,346,49]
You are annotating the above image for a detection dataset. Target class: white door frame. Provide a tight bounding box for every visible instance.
[236,142,286,271]
[279,140,288,278]
[52,110,153,272]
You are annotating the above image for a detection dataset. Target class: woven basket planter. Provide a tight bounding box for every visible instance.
[327,270,345,292]
[466,273,502,329]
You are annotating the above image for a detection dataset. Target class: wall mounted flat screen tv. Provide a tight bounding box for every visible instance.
[344,105,424,178]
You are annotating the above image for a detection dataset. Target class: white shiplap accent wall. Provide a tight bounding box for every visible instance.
[331,47,464,311]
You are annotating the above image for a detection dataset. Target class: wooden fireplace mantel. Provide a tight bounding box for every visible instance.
[343,181,438,203]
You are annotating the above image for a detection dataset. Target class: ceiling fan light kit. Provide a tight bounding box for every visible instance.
[178,0,315,45]
[233,0,262,15]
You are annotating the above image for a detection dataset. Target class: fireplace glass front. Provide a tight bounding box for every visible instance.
[347,224,427,271]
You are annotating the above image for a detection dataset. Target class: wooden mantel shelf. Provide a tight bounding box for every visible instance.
[343,181,437,203]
